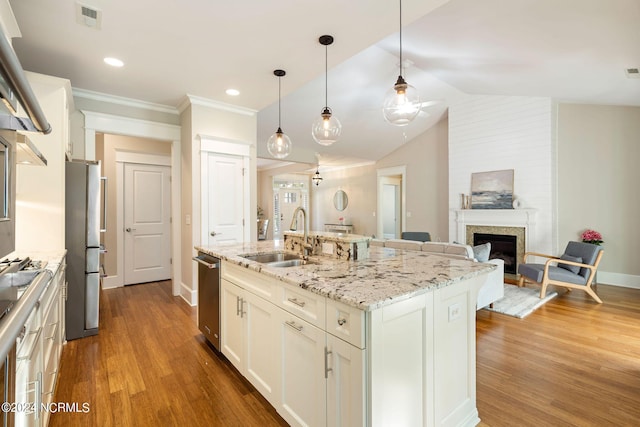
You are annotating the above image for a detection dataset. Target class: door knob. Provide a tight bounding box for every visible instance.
[126,227,136,232]
[210,231,217,236]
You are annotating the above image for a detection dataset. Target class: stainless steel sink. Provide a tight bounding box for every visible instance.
[240,252,317,268]
[241,252,301,264]
[267,259,316,268]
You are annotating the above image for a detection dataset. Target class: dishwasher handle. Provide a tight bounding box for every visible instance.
[192,256,220,269]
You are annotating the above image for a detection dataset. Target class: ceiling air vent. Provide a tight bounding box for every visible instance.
[625,68,639,79]
[76,3,102,29]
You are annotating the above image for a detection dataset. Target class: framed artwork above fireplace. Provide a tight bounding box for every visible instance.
[470,169,514,209]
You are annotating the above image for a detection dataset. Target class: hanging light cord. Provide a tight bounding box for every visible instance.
[399,0,404,78]
[278,75,282,129]
[324,43,329,109]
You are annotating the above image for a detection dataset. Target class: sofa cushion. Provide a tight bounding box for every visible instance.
[473,243,491,262]
[558,253,582,274]
[444,243,474,259]
[421,242,445,253]
[384,239,423,251]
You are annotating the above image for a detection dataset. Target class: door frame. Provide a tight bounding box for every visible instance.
[119,155,172,285]
[82,111,181,295]
[377,166,406,239]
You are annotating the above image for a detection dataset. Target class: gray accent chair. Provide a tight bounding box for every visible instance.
[518,241,604,303]
[401,231,431,242]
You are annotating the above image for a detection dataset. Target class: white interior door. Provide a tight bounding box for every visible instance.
[381,176,402,239]
[205,153,245,245]
[123,163,171,285]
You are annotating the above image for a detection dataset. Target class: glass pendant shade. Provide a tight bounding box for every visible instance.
[267,127,292,159]
[312,107,342,146]
[382,76,421,126]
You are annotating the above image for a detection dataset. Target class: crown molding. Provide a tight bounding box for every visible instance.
[179,94,257,116]
[72,87,179,115]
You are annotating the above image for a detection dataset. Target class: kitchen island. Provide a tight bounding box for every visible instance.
[196,240,495,427]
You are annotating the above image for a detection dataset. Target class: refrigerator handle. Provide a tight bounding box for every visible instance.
[100,176,108,232]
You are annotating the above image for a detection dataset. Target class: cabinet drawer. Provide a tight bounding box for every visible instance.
[222,262,277,302]
[278,284,325,329]
[326,298,366,349]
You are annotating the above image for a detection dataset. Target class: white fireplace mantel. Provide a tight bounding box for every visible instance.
[454,209,537,251]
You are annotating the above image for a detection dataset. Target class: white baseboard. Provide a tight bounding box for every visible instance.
[180,281,197,306]
[101,275,123,289]
[598,271,640,290]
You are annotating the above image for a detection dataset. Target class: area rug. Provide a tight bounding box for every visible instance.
[483,285,558,319]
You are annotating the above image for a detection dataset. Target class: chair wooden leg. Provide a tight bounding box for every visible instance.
[540,280,548,299]
[518,275,525,287]
[585,286,603,304]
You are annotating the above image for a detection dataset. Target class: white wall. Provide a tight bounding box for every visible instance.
[448,95,556,254]
[15,73,71,252]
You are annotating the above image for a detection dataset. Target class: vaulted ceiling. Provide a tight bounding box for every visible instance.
[8,0,640,168]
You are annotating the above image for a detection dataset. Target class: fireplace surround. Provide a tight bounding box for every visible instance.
[455,209,537,278]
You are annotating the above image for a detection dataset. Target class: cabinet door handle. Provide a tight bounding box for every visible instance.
[324,347,333,379]
[240,298,246,318]
[287,297,306,308]
[236,296,241,316]
[337,317,347,326]
[285,320,303,332]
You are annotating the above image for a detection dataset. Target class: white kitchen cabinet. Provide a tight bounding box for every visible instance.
[326,333,365,427]
[221,278,243,369]
[220,278,280,404]
[219,259,483,426]
[276,309,326,427]
[12,258,67,427]
[222,264,362,427]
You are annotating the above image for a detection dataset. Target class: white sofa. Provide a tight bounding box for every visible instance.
[371,239,504,310]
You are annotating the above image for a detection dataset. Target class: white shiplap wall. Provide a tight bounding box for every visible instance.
[448,95,557,254]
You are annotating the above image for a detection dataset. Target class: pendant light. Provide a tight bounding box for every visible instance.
[382,0,421,126]
[312,166,323,186]
[267,69,292,159]
[311,35,342,146]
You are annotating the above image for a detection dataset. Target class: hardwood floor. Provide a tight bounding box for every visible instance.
[49,281,288,427]
[476,283,640,426]
[50,280,640,426]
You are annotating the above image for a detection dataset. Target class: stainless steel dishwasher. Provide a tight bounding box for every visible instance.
[192,252,221,351]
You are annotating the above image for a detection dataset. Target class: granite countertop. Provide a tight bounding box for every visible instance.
[196,240,495,311]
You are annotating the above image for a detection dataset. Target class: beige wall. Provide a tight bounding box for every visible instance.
[99,134,171,277]
[307,116,449,239]
[180,101,257,301]
[377,116,449,241]
[557,104,640,278]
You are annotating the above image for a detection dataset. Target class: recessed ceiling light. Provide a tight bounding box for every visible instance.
[104,57,124,67]
[225,88,240,96]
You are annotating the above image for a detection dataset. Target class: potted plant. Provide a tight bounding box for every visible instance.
[581,229,603,245]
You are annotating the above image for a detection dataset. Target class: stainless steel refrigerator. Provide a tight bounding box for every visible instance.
[65,160,106,340]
